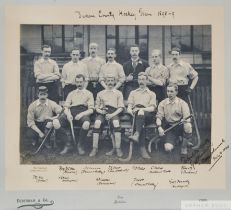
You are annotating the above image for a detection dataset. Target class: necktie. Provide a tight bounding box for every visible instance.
[132,61,137,69]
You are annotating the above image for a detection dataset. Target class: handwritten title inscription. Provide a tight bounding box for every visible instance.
[75,8,175,21]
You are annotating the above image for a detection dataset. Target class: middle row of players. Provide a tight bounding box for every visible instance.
[49,72,192,159]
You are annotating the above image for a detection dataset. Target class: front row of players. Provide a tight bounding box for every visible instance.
[27,73,192,159]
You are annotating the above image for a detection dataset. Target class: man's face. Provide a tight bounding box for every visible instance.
[152,52,161,64]
[167,86,177,100]
[89,44,98,56]
[107,50,116,61]
[75,77,85,89]
[171,51,180,62]
[71,50,80,62]
[130,47,140,59]
[42,47,51,59]
[138,75,147,88]
[38,92,48,101]
[105,77,115,88]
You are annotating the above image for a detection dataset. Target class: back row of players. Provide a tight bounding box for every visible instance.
[27,43,198,159]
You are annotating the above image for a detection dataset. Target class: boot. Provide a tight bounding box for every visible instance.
[89,133,99,157]
[181,134,192,155]
[60,142,72,155]
[116,148,123,157]
[32,138,38,147]
[181,147,188,155]
[140,146,151,159]
[89,147,98,157]
[77,128,88,155]
[44,142,52,149]
[77,143,85,155]
[128,131,140,143]
[105,148,115,156]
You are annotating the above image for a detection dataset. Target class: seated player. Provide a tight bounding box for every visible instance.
[156,83,192,156]
[127,72,157,159]
[26,86,63,148]
[90,75,124,157]
[57,74,94,155]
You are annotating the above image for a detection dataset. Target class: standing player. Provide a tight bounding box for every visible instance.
[34,45,61,103]
[167,47,198,101]
[61,48,89,100]
[145,49,169,103]
[123,45,149,100]
[82,43,106,99]
[99,48,125,91]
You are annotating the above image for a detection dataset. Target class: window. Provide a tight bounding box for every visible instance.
[171,25,211,53]
[89,25,106,57]
[117,26,136,63]
[106,25,149,64]
[171,26,192,52]
[64,25,84,53]
[42,25,149,61]
[106,25,116,49]
[138,26,148,61]
[193,25,211,52]
[42,25,84,54]
[43,25,63,53]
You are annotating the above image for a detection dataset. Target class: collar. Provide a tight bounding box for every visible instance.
[136,87,149,92]
[166,97,180,105]
[105,88,116,93]
[151,63,162,69]
[74,88,84,92]
[36,99,49,106]
[106,60,116,64]
[40,58,52,63]
[70,60,80,65]
[131,57,140,63]
[171,60,184,67]
[89,55,98,59]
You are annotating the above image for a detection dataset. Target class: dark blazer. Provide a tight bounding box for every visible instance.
[122,58,149,100]
[123,58,149,81]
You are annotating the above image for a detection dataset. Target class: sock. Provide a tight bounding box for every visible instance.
[135,115,145,134]
[114,132,121,149]
[92,133,99,149]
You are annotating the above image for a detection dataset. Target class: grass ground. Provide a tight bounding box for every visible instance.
[20,128,211,165]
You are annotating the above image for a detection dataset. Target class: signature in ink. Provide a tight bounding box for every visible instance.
[209,139,229,171]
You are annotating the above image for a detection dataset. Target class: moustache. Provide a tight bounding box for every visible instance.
[108,56,112,59]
